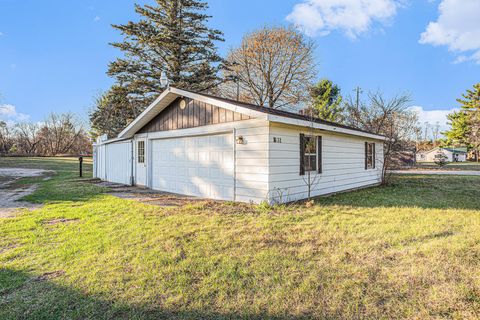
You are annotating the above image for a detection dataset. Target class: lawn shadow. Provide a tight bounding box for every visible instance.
[317,174,480,210]
[0,268,313,320]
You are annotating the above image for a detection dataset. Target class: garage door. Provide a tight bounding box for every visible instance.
[151,133,234,200]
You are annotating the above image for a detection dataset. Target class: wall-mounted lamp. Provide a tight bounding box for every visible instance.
[236,136,245,145]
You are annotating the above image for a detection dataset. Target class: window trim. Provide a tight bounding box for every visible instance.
[300,134,322,175]
[137,140,145,164]
[365,142,376,170]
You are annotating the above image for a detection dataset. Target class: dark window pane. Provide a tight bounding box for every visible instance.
[304,155,317,171]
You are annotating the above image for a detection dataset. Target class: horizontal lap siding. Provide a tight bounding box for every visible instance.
[268,124,383,203]
[234,120,270,203]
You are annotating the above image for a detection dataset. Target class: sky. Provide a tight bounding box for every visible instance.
[0,0,479,135]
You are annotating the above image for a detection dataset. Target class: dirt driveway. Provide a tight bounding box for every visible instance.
[0,168,51,218]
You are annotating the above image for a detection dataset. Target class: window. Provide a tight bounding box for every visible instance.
[365,142,375,169]
[300,134,322,175]
[137,141,145,164]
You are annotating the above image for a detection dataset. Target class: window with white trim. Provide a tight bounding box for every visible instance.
[303,136,317,172]
[365,142,375,169]
[137,141,145,164]
[300,134,322,175]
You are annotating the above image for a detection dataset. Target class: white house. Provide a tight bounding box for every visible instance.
[416,147,467,163]
[93,87,386,204]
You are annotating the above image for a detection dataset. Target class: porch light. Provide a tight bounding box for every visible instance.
[236,136,245,145]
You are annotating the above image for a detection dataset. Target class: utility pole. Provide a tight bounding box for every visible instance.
[353,87,363,111]
[353,86,362,127]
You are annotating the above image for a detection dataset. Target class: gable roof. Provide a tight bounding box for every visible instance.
[118,87,387,141]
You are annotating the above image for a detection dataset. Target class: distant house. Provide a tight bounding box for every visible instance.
[416,147,467,163]
[93,87,386,204]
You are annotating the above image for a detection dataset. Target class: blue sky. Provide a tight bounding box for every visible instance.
[0,0,479,133]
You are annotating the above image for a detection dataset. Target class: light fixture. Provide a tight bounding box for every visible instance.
[236,136,245,145]
[160,71,169,88]
[179,98,187,110]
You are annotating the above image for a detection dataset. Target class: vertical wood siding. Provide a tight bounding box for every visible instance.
[139,98,252,134]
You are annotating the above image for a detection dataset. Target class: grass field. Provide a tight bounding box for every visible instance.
[1,157,480,319]
[412,162,480,171]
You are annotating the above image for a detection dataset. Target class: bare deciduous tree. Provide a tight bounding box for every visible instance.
[38,113,87,156]
[0,121,14,155]
[15,122,41,155]
[345,92,419,184]
[222,26,316,109]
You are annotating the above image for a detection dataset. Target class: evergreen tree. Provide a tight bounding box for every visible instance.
[307,79,343,122]
[108,0,224,104]
[445,83,480,160]
[89,86,143,139]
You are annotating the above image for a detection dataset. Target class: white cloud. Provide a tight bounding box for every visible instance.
[410,105,457,133]
[286,0,403,38]
[0,104,30,123]
[94,16,101,22]
[420,0,480,63]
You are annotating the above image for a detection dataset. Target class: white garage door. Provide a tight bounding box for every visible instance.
[151,133,234,200]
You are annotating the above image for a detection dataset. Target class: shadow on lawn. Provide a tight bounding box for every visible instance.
[318,174,480,210]
[0,269,312,320]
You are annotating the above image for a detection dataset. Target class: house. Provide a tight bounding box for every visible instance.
[416,147,467,163]
[93,87,386,204]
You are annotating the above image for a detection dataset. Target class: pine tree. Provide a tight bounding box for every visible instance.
[89,86,144,139]
[445,83,480,160]
[307,79,343,122]
[108,0,224,104]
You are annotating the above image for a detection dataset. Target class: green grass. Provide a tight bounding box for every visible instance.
[1,157,480,319]
[414,162,480,171]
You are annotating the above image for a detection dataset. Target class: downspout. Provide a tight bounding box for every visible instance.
[130,139,134,186]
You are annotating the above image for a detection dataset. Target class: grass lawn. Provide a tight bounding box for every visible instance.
[1,157,480,319]
[413,162,480,171]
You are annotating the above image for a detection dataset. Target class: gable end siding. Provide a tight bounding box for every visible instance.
[138,98,252,134]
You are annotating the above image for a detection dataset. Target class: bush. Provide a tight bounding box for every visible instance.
[434,152,449,167]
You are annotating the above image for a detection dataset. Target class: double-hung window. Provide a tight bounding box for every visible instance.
[300,134,322,175]
[138,141,145,164]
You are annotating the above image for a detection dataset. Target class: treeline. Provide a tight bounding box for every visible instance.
[0,113,91,156]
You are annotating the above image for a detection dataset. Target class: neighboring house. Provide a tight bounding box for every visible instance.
[416,147,467,163]
[93,87,386,204]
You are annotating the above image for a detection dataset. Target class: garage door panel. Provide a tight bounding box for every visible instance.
[151,133,234,200]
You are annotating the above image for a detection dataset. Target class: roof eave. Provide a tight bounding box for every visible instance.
[266,115,387,141]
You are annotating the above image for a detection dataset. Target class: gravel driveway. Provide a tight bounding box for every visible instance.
[0,168,51,217]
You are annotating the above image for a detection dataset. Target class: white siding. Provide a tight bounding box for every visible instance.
[94,120,383,204]
[93,144,106,180]
[134,119,270,203]
[94,140,132,185]
[267,123,383,204]
[417,149,467,163]
[234,120,270,203]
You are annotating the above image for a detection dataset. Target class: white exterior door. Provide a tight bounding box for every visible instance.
[150,133,234,200]
[135,140,147,186]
